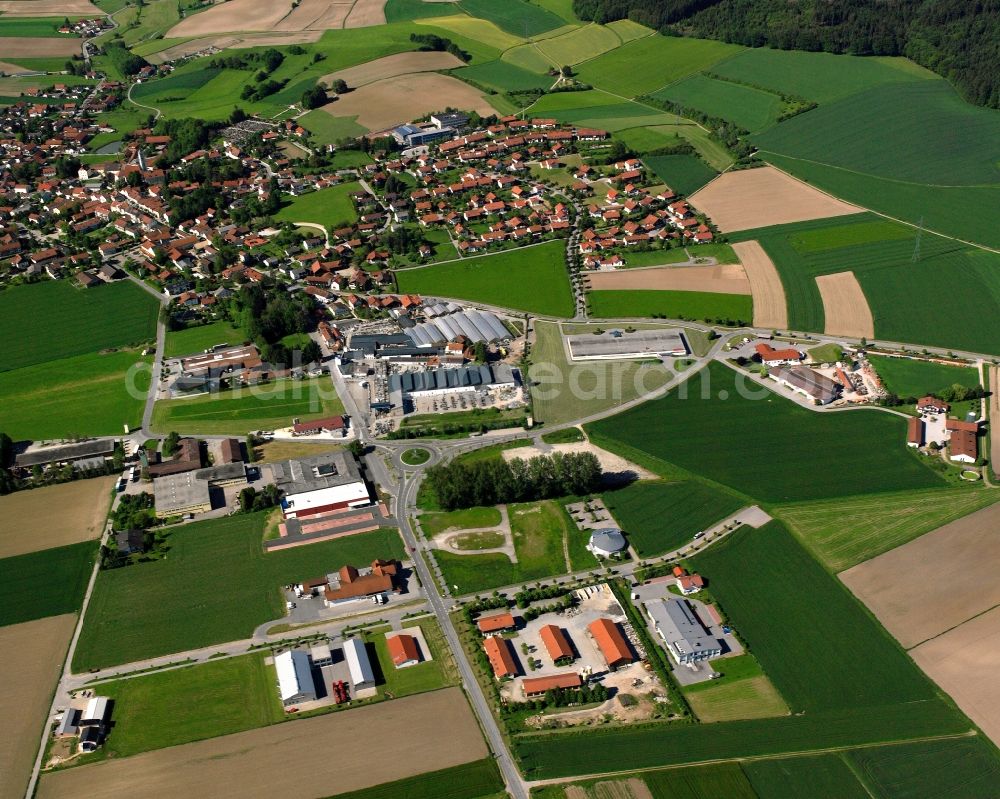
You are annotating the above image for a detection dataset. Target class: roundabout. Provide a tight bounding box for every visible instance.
[400,447,432,467]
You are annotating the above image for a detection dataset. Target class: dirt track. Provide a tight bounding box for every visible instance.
[0,0,100,15]
[991,367,1000,468]
[911,605,1000,748]
[2,615,77,799]
[0,37,80,57]
[323,51,464,89]
[731,240,787,329]
[0,476,114,558]
[816,271,874,339]
[841,501,1000,649]
[344,0,385,28]
[586,264,750,295]
[321,73,497,132]
[689,166,861,233]
[37,687,486,799]
[147,31,323,63]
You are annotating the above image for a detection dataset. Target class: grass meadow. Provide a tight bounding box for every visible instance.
[93,655,283,759]
[654,74,784,133]
[586,362,944,503]
[151,378,344,436]
[0,541,94,627]
[434,500,569,594]
[384,0,456,22]
[533,24,621,66]
[866,355,980,398]
[458,0,564,37]
[691,522,938,713]
[744,754,871,799]
[395,241,574,317]
[602,480,745,557]
[0,281,158,372]
[0,17,81,36]
[574,35,742,97]
[0,350,151,440]
[454,60,553,92]
[73,517,404,670]
[643,154,718,196]
[642,763,757,798]
[164,321,246,358]
[773,487,1000,572]
[331,759,503,799]
[298,110,368,145]
[420,506,502,537]
[587,289,752,323]
[275,182,360,228]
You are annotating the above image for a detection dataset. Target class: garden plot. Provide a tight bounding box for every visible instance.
[690,166,860,233]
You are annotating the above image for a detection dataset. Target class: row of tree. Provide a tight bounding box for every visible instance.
[425,452,602,511]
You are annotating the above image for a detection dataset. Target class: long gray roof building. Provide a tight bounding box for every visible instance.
[645,598,721,665]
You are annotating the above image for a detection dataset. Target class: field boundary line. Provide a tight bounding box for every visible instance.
[907,600,1000,651]
[392,238,556,271]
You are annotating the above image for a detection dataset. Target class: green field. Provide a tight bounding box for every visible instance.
[73,517,404,669]
[0,541,94,627]
[420,506,502,537]
[164,321,245,358]
[866,355,980,398]
[588,289,751,323]
[731,213,1000,354]
[654,74,784,133]
[528,88,622,112]
[763,151,1000,250]
[275,182,360,228]
[419,14,523,53]
[643,763,756,799]
[370,621,452,697]
[602,480,744,557]
[454,59,552,91]
[710,48,936,104]
[534,24,621,67]
[606,18,651,42]
[434,500,570,593]
[528,321,673,426]
[643,154,718,196]
[847,737,1000,798]
[151,378,345,436]
[574,36,743,98]
[94,655,283,758]
[773,487,1000,572]
[756,82,1000,187]
[744,753,870,799]
[692,522,936,713]
[130,64,222,101]
[384,0,456,22]
[458,0,564,37]
[586,362,944,503]
[0,350,151,440]
[298,109,368,144]
[540,427,584,444]
[395,241,574,317]
[331,759,504,799]
[0,17,80,36]
[0,281,158,372]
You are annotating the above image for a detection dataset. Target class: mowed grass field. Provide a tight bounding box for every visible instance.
[395,241,574,317]
[533,23,621,67]
[587,289,752,323]
[454,59,552,91]
[773,487,1000,573]
[866,355,980,398]
[586,362,944,503]
[574,35,743,98]
[654,74,784,133]
[527,321,672,426]
[458,0,564,37]
[0,541,95,627]
[731,213,1000,354]
[330,759,503,799]
[434,500,569,594]
[275,182,360,227]
[744,753,872,799]
[0,281,158,372]
[73,517,404,669]
[151,378,345,435]
[298,108,368,144]
[0,350,151,440]
[94,654,283,759]
[164,321,246,358]
[643,153,718,196]
[602,480,744,557]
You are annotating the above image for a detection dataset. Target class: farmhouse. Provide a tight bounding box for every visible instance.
[477,611,517,634]
[484,635,518,679]
[522,672,583,698]
[344,637,376,690]
[587,528,627,557]
[917,396,950,415]
[587,618,634,670]
[76,695,112,753]
[539,624,575,664]
[907,416,925,448]
[271,452,372,519]
[275,649,317,707]
[947,420,979,463]
[387,633,421,668]
[756,342,803,367]
[146,437,202,477]
[673,567,705,595]
[317,560,400,605]
[646,598,721,665]
[152,462,248,517]
[291,415,348,437]
[768,366,841,405]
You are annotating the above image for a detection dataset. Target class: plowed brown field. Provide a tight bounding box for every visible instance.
[731,240,787,329]
[344,0,385,28]
[0,0,100,15]
[0,36,80,56]
[586,264,750,294]
[322,51,464,89]
[816,271,874,338]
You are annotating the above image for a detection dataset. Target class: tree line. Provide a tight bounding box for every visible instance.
[573,0,1000,108]
[425,452,602,511]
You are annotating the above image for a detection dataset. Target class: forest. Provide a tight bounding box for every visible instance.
[573,0,1000,108]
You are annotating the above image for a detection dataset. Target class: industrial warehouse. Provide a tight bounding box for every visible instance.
[567,328,688,361]
[271,452,372,519]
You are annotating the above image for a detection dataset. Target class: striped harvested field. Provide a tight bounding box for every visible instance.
[816,271,874,338]
[731,240,787,329]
